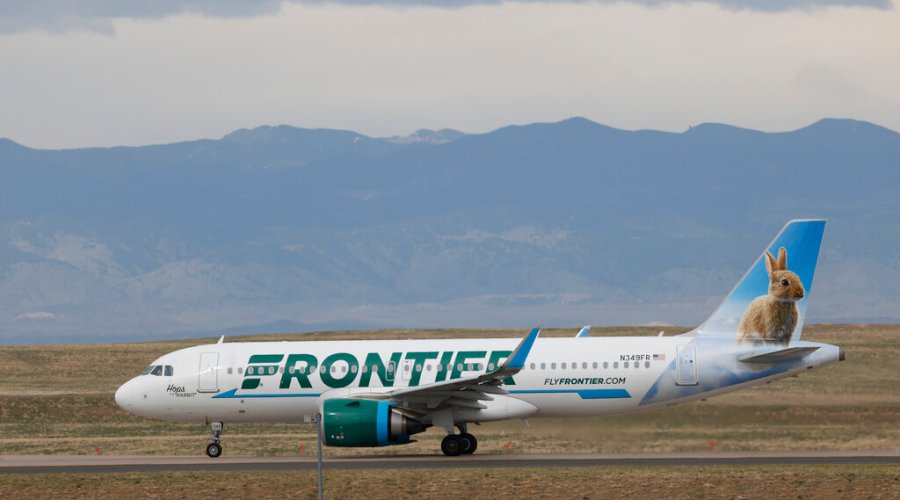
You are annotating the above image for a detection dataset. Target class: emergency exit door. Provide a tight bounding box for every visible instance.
[675,344,698,386]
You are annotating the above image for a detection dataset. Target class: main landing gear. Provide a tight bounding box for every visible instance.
[440,423,478,456]
[206,421,223,458]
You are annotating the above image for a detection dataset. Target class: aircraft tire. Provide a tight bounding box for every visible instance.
[440,435,463,456]
[459,433,477,454]
[206,442,222,458]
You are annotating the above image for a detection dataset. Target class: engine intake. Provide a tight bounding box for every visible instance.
[322,399,427,447]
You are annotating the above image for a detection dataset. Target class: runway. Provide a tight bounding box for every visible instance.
[1,450,898,475]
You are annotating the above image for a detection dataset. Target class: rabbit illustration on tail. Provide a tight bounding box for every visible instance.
[737,247,805,343]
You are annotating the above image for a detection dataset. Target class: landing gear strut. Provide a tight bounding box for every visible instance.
[206,421,223,458]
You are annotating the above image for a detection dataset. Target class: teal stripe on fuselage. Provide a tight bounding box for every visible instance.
[212,388,631,399]
[212,389,321,398]
[509,389,631,399]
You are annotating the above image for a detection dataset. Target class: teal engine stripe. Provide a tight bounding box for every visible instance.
[376,401,390,445]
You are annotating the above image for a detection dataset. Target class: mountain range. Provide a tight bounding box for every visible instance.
[2,117,899,343]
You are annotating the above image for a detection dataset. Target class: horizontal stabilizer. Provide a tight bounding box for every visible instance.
[739,346,820,364]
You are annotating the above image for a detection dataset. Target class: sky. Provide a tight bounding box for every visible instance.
[0,0,898,149]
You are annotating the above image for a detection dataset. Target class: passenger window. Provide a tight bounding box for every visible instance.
[593,362,598,369]
[603,362,608,369]
[572,363,577,370]
[561,362,567,369]
[582,362,588,369]
[415,364,422,372]
[150,365,163,376]
[529,363,534,370]
[551,363,557,369]
[540,363,546,370]
[164,365,173,376]
[645,361,650,368]
[613,362,619,369]
[238,367,243,374]
[351,365,358,373]
[227,367,233,375]
[624,362,629,368]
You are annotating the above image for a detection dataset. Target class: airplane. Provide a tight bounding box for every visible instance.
[115,219,843,457]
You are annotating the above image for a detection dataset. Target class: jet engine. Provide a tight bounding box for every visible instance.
[322,399,427,447]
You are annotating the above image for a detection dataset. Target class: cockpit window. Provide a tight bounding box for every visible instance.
[141,365,154,375]
[164,365,173,376]
[150,365,163,376]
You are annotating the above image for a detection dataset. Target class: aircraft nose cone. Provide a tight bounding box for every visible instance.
[115,379,134,411]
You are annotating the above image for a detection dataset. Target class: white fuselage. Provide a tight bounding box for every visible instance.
[115,335,841,424]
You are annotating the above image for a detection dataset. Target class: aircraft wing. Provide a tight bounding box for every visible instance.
[350,327,540,414]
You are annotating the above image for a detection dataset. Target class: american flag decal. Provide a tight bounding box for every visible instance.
[653,353,666,361]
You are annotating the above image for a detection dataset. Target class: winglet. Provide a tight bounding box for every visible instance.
[504,327,540,370]
[576,325,591,338]
[217,335,225,344]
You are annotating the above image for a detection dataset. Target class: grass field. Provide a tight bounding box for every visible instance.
[0,324,898,457]
[1,465,899,499]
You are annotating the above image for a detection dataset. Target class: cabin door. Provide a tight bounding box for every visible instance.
[198,352,220,393]
[675,344,699,386]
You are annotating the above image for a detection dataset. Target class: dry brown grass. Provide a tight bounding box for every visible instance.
[1,465,898,499]
[0,324,898,456]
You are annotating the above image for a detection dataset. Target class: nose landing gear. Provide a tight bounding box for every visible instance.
[206,421,224,458]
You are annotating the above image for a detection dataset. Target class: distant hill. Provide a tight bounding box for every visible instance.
[1,117,899,343]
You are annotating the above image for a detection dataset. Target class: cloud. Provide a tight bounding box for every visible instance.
[15,311,59,320]
[0,0,284,35]
[0,0,892,34]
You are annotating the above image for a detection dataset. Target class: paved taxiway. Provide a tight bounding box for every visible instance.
[1,450,898,474]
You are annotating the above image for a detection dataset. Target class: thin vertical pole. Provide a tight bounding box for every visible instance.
[316,413,324,500]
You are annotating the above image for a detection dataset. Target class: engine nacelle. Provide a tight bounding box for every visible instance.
[322,399,427,447]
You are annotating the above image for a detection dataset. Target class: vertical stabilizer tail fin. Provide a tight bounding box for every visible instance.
[692,219,826,343]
